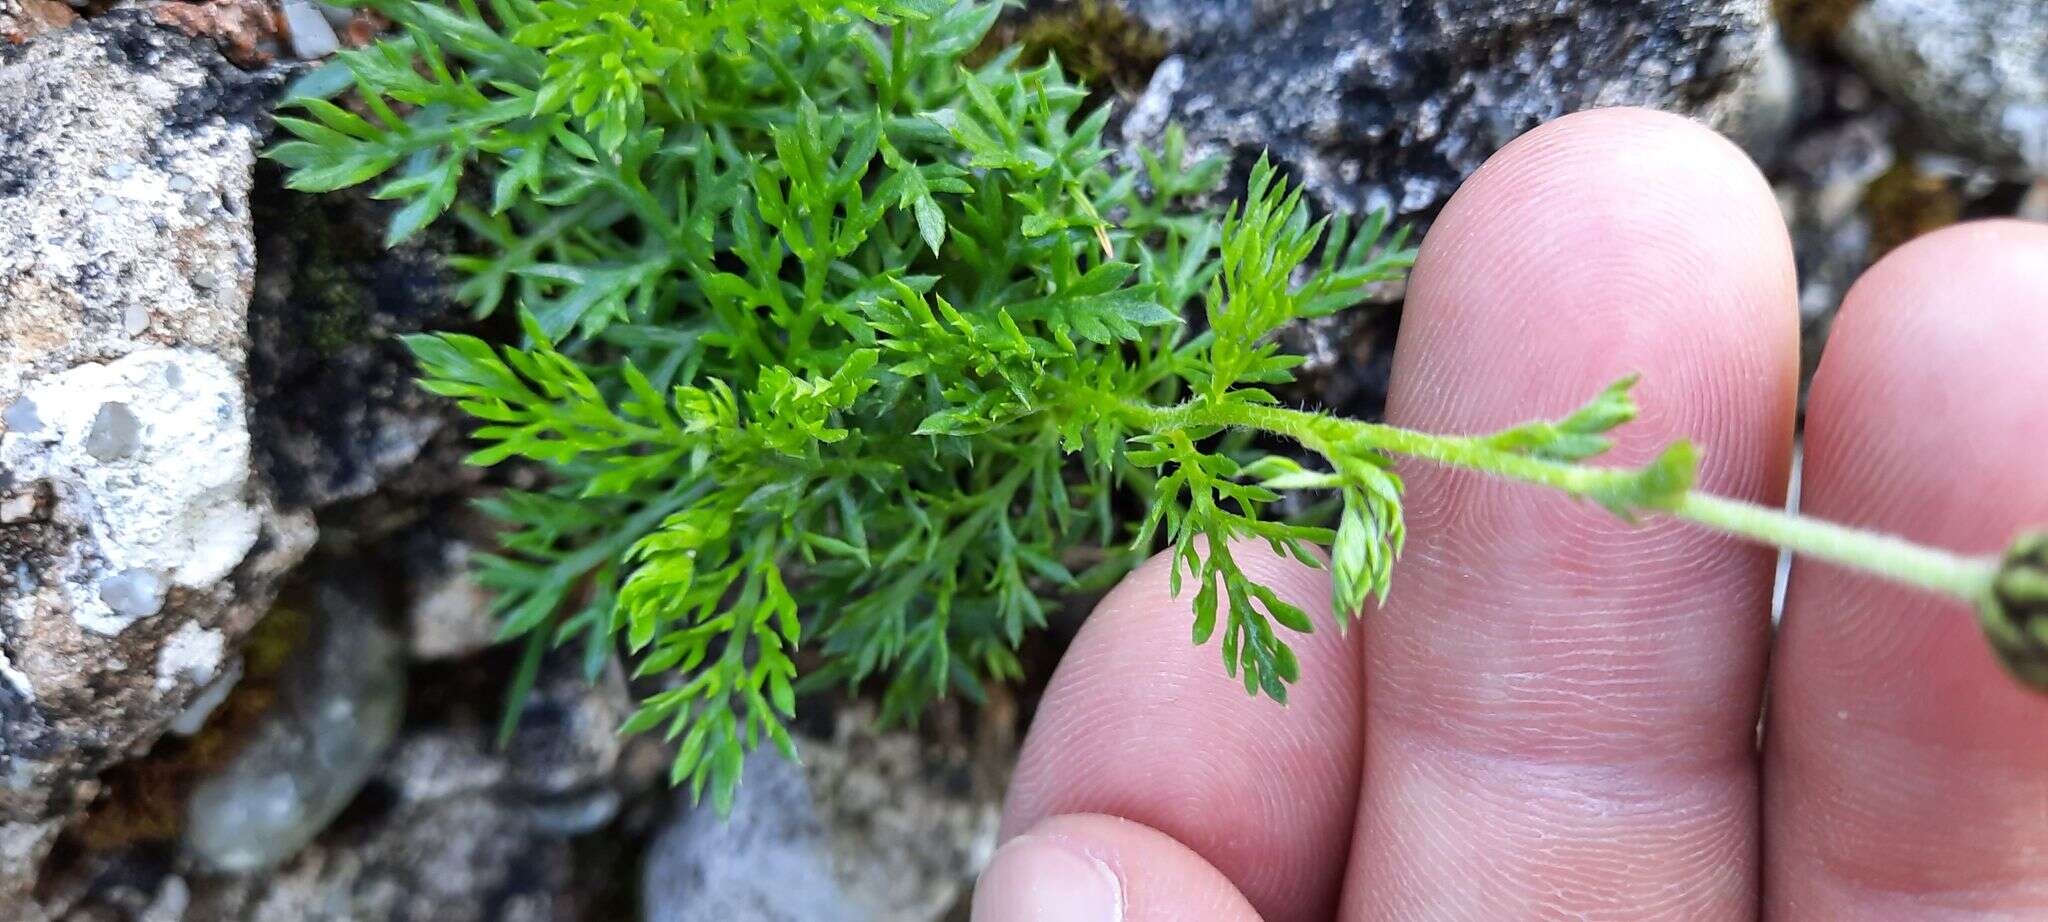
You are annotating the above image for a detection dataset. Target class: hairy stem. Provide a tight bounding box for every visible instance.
[1670,493,1996,600]
[1114,396,2002,607]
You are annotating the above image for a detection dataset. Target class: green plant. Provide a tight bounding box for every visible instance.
[272,0,2044,812]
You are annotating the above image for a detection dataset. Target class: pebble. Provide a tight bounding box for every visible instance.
[82,401,140,461]
[280,0,340,60]
[3,396,42,435]
[180,578,405,873]
[99,568,167,621]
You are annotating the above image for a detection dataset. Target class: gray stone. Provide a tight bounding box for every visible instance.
[316,3,355,33]
[643,706,999,922]
[2024,177,2048,221]
[167,658,243,737]
[279,0,340,60]
[137,875,189,922]
[1117,0,1782,223]
[402,537,499,661]
[183,759,576,922]
[1837,0,2048,176]
[171,652,641,922]
[98,568,167,621]
[519,787,622,836]
[2,397,40,435]
[645,749,852,922]
[1776,107,1895,385]
[180,578,405,873]
[0,16,313,893]
[499,656,627,801]
[81,403,140,462]
[1721,26,1800,164]
[121,305,149,337]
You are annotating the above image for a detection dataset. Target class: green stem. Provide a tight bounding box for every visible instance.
[1671,493,1996,600]
[1111,396,2000,606]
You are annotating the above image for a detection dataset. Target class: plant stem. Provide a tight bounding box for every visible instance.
[1670,493,1996,601]
[1112,396,2000,606]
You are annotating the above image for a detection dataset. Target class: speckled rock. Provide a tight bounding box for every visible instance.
[0,11,311,908]
[1118,0,1787,223]
[1835,0,2048,175]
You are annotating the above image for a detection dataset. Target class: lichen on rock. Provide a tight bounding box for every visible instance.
[4,350,265,634]
[0,14,312,911]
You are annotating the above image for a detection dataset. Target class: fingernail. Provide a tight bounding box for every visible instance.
[971,834,1124,922]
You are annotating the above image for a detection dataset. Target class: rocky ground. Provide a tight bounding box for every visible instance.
[0,1,2040,919]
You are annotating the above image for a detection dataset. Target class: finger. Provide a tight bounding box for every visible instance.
[1000,542,1362,921]
[1343,107,1798,918]
[973,814,1264,922]
[1764,219,2048,915]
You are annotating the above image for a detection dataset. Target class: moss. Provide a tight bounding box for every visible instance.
[1865,160,1961,258]
[68,602,311,850]
[299,261,375,357]
[1774,0,1867,49]
[971,0,1166,98]
[276,193,382,359]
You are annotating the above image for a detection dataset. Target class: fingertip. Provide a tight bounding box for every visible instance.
[1001,541,1360,921]
[1804,218,2048,558]
[1396,103,1795,470]
[1378,101,1799,745]
[974,814,1262,922]
[1350,105,1797,917]
[1767,217,2048,912]
[974,825,1127,922]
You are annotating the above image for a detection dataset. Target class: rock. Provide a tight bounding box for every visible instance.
[1834,0,2048,176]
[1776,103,1896,386]
[644,750,851,922]
[1722,26,1800,165]
[4,352,265,634]
[151,0,285,68]
[643,706,1000,922]
[0,0,73,45]
[38,640,640,920]
[278,0,339,60]
[180,577,404,873]
[167,650,640,922]
[1118,0,1785,222]
[244,169,471,514]
[499,656,627,812]
[0,8,311,883]
[177,728,569,922]
[1,819,59,921]
[399,532,498,661]
[165,658,242,737]
[1770,57,2032,392]
[2022,177,2048,221]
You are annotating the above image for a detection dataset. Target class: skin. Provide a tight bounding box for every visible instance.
[972,107,2048,921]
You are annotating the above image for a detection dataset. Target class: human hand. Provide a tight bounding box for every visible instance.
[971,107,2048,921]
